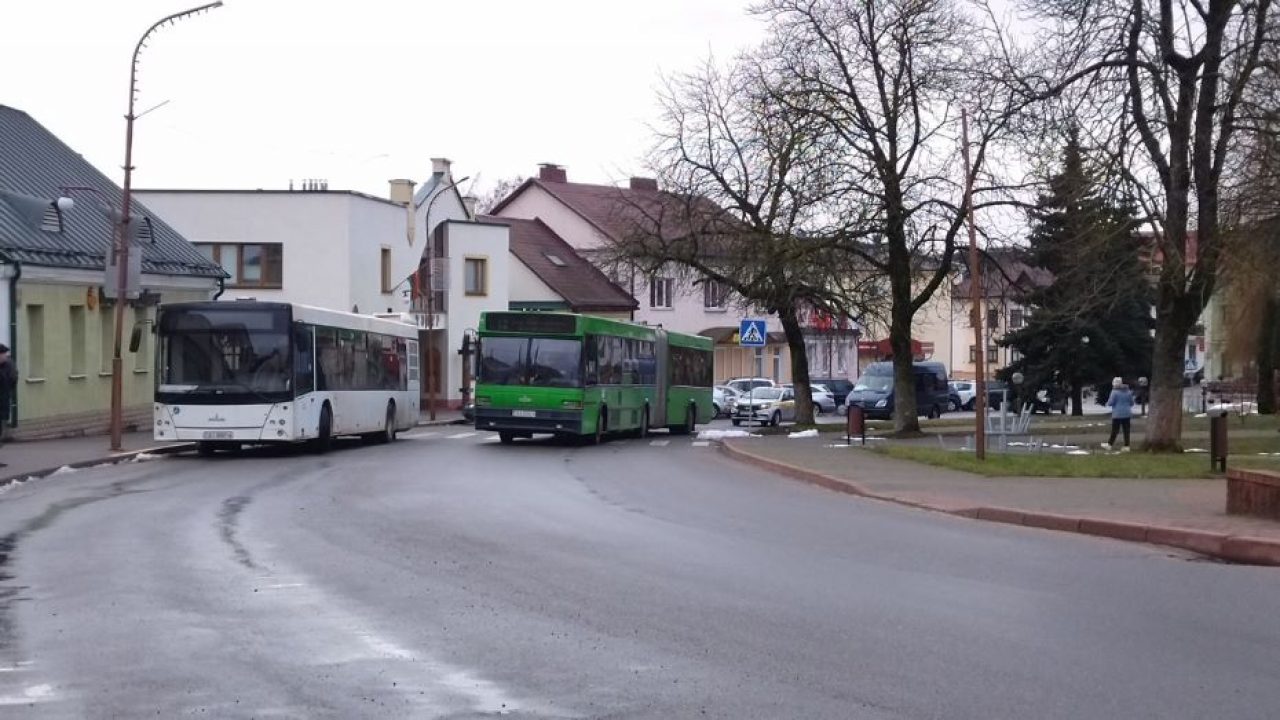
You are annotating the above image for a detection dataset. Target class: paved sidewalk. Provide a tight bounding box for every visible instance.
[722,435,1280,563]
[0,431,183,485]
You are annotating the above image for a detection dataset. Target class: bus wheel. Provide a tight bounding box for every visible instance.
[311,405,333,454]
[498,431,514,445]
[382,402,397,443]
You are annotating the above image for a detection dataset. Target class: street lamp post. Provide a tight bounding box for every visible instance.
[108,2,223,451]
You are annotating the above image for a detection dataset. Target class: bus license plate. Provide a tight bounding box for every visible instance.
[512,410,536,418]
[202,431,234,440]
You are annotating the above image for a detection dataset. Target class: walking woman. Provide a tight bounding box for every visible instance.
[1102,377,1135,452]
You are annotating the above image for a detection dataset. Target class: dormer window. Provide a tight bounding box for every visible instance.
[40,204,63,233]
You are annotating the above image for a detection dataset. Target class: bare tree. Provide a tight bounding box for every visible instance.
[754,0,1026,433]
[600,55,886,425]
[1018,0,1277,449]
[474,176,526,214]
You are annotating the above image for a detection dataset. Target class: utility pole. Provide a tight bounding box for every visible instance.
[109,1,223,451]
[962,109,987,460]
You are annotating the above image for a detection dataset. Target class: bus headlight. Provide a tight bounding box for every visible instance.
[476,396,491,407]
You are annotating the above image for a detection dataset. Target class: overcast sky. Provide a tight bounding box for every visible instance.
[2,0,765,200]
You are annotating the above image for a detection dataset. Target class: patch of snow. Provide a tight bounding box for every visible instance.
[129,452,161,463]
[697,429,761,440]
[51,465,78,475]
[1066,449,1091,456]
[787,429,820,439]
[1049,444,1079,450]
[1185,448,1208,453]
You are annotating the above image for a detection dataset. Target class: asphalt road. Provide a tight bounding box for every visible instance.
[0,427,1278,719]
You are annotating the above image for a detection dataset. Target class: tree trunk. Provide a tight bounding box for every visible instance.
[779,306,815,425]
[1257,293,1278,414]
[1146,312,1191,451]
[1070,380,1084,417]
[889,298,919,434]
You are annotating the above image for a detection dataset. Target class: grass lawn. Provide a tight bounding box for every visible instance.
[874,445,1222,479]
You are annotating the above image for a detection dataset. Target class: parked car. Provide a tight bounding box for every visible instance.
[949,381,976,411]
[810,377,855,407]
[783,383,837,414]
[713,385,742,417]
[844,361,951,419]
[732,387,796,426]
[725,377,777,395]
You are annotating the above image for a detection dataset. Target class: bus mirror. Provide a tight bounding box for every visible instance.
[128,324,143,353]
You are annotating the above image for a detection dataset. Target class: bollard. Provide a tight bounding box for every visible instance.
[1209,410,1228,472]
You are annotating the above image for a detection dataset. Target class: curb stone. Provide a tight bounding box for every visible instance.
[718,439,1280,567]
[0,443,194,491]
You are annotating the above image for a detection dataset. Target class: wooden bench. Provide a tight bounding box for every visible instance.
[1226,468,1280,520]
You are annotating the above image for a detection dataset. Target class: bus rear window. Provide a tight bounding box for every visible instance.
[479,337,582,388]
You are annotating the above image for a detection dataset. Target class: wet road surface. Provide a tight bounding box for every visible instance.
[0,428,1278,718]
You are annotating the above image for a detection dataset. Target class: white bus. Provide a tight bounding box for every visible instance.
[154,301,420,454]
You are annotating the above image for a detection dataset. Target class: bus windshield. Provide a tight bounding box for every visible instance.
[158,306,292,397]
[479,336,582,388]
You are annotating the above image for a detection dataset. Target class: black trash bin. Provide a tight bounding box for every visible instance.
[1209,410,1228,472]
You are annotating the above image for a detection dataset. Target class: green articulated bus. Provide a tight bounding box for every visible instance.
[474,311,714,444]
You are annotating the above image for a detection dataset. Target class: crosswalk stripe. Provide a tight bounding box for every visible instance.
[447,432,476,439]
[649,439,670,447]
[692,441,710,447]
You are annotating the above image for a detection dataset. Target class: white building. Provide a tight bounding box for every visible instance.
[137,161,511,412]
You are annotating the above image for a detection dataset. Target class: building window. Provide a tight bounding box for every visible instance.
[380,247,393,293]
[1011,347,1023,363]
[69,305,86,376]
[25,304,44,378]
[100,308,114,374]
[196,243,283,289]
[650,277,674,309]
[988,344,999,361]
[1009,308,1025,329]
[969,344,977,363]
[133,306,150,372]
[703,279,727,309]
[987,304,1000,329]
[464,257,488,296]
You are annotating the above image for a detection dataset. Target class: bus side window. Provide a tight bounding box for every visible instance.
[584,336,599,386]
[622,339,637,385]
[294,324,315,395]
[316,327,337,391]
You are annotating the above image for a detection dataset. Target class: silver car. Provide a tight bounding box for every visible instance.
[732,387,797,426]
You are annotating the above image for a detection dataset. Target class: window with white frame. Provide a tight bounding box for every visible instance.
[649,276,674,309]
[703,279,727,309]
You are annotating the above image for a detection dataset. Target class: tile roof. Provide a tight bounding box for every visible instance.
[954,251,1053,299]
[0,105,224,278]
[477,215,637,312]
[492,178,728,244]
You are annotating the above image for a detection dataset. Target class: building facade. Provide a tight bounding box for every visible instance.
[0,105,223,439]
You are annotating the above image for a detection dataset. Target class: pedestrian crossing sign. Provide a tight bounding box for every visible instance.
[738,319,767,347]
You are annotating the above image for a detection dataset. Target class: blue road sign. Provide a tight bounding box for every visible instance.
[738,319,767,347]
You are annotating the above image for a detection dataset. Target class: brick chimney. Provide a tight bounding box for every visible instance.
[388,178,415,205]
[629,177,659,192]
[538,163,567,183]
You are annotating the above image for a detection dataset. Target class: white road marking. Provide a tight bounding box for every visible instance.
[692,441,710,447]
[0,683,55,705]
[262,583,304,590]
[402,431,440,440]
[447,432,477,440]
[649,440,670,447]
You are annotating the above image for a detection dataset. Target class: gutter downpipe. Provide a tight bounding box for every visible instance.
[213,274,226,300]
[7,258,20,429]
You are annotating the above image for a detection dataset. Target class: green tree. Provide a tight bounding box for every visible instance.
[1002,133,1152,415]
